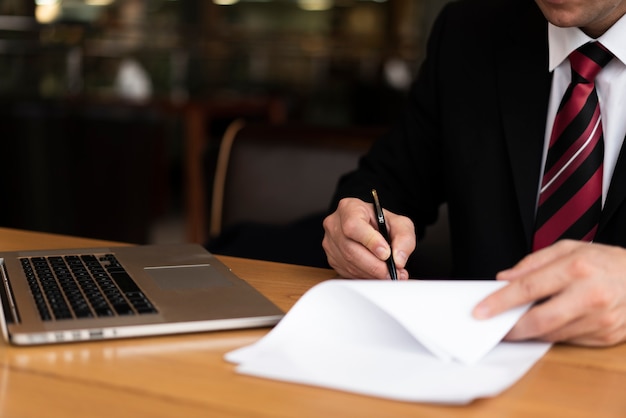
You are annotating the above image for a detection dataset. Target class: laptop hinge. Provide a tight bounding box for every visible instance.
[0,259,20,324]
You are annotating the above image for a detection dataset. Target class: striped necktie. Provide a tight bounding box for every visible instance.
[533,42,614,251]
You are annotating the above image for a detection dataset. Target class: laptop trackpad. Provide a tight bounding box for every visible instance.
[146,265,232,290]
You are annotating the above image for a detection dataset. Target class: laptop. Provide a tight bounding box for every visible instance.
[0,243,284,345]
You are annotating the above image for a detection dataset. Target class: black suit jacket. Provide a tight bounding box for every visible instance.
[333,0,626,277]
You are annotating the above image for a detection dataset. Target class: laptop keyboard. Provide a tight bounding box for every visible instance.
[20,254,158,321]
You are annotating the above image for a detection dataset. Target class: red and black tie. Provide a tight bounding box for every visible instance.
[533,42,614,251]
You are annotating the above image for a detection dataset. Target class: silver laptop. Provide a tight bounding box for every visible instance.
[0,244,284,345]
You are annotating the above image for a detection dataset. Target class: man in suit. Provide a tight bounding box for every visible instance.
[322,0,626,346]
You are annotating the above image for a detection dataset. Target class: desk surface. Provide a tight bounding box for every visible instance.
[0,227,625,417]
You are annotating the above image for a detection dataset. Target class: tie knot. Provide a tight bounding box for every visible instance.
[570,42,614,83]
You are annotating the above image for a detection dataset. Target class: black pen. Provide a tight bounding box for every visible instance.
[371,189,398,280]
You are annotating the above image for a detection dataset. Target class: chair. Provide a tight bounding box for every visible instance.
[206,119,384,267]
[182,96,289,244]
[206,119,451,276]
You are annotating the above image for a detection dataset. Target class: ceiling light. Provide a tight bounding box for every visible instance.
[35,3,61,23]
[84,0,115,5]
[297,0,333,11]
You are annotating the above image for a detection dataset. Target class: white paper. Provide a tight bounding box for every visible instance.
[225,280,552,404]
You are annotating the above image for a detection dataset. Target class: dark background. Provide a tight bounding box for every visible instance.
[0,0,448,244]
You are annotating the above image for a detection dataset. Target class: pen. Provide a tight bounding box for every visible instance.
[371,189,398,281]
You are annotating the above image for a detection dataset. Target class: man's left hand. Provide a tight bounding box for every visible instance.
[473,240,626,346]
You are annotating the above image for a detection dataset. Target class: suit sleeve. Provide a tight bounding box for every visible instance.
[329,2,455,239]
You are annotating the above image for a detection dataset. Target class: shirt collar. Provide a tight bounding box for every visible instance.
[548,13,626,72]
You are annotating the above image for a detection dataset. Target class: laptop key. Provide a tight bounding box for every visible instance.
[94,307,114,317]
[113,303,134,315]
[109,272,141,293]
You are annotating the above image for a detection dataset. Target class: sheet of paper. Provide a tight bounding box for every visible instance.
[225,280,552,404]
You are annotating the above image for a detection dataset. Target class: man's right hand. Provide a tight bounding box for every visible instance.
[322,197,416,280]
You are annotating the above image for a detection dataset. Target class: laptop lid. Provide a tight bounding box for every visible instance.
[0,244,283,345]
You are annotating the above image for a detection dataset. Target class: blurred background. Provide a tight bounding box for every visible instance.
[0,0,448,249]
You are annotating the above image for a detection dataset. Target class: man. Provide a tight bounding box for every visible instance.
[322,0,626,347]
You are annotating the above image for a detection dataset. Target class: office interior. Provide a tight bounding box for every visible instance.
[0,0,447,257]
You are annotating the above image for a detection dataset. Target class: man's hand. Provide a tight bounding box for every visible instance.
[322,197,416,280]
[473,240,626,346]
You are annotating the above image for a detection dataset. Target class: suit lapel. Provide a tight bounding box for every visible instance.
[496,4,552,250]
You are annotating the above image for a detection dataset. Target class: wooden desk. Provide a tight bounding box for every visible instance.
[0,228,625,417]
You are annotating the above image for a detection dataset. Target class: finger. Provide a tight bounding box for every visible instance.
[506,308,625,346]
[474,257,571,319]
[336,238,394,279]
[346,218,392,261]
[385,211,416,269]
[334,199,392,261]
[549,314,626,346]
[477,241,602,318]
[503,290,582,341]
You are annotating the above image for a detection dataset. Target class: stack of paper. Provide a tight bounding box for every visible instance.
[225,280,552,404]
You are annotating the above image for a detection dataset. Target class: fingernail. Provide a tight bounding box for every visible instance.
[497,269,512,279]
[473,304,490,319]
[375,246,390,260]
[394,250,408,266]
